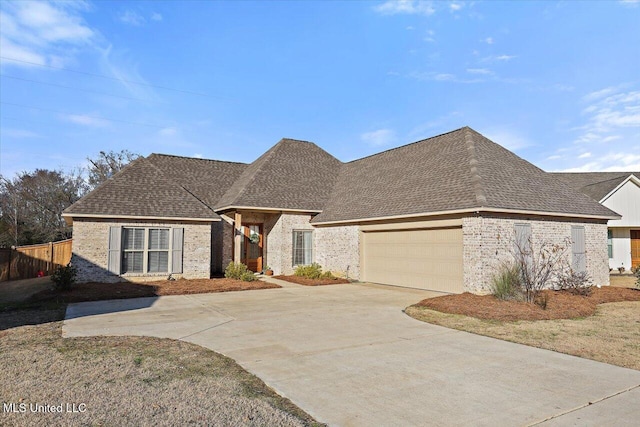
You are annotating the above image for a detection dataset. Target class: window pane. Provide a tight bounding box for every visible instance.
[607,230,613,259]
[123,228,144,250]
[292,231,312,266]
[148,251,168,273]
[149,229,169,250]
[123,251,143,273]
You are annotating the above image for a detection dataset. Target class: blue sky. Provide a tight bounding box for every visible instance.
[1,0,639,179]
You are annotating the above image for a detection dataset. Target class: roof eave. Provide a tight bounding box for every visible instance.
[214,205,323,214]
[311,207,620,226]
[62,213,221,224]
[599,174,640,203]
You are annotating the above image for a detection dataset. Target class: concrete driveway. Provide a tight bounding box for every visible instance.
[64,281,640,426]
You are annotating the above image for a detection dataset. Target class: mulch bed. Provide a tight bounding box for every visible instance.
[273,275,351,286]
[412,287,640,321]
[28,278,280,304]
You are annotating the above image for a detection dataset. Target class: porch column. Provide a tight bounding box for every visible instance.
[234,212,242,264]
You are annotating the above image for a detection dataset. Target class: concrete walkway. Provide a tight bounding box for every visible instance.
[63,282,640,426]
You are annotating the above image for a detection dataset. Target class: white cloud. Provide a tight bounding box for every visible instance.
[64,114,110,127]
[619,0,639,6]
[482,54,516,62]
[582,86,619,102]
[0,1,94,68]
[466,68,492,75]
[159,127,178,136]
[482,127,533,152]
[0,128,41,138]
[449,2,463,12]
[562,152,640,172]
[374,1,435,16]
[193,153,203,158]
[546,155,562,160]
[578,152,591,159]
[361,129,396,146]
[119,10,145,26]
[482,37,494,44]
[151,12,163,22]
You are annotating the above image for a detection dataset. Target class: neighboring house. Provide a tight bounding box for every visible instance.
[63,127,618,294]
[553,172,640,272]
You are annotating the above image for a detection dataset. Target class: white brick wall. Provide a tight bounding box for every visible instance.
[72,219,212,283]
[462,215,609,294]
[315,225,360,279]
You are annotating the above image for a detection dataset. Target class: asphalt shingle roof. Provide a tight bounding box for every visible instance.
[214,138,342,212]
[65,127,618,222]
[64,156,246,219]
[311,127,618,223]
[551,172,640,201]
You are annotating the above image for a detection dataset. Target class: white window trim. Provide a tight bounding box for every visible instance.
[292,230,313,267]
[122,227,173,275]
[607,229,613,259]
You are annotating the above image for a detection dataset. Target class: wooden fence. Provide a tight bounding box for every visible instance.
[0,239,72,282]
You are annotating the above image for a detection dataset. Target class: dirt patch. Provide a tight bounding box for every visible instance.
[26,278,280,304]
[0,310,320,426]
[412,287,640,321]
[274,275,351,286]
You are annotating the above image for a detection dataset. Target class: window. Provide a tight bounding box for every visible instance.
[148,228,170,273]
[292,230,313,266]
[607,229,613,259]
[111,227,183,275]
[571,226,586,273]
[514,223,532,269]
[122,228,144,273]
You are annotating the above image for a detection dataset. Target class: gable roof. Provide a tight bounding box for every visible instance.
[214,138,342,212]
[311,127,619,224]
[551,172,640,202]
[63,155,246,221]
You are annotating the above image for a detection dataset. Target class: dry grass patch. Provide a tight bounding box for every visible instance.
[407,286,640,370]
[610,274,638,288]
[26,278,280,305]
[273,275,350,286]
[0,308,320,427]
[406,302,640,370]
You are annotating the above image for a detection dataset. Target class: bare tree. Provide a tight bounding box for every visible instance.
[0,169,87,246]
[512,236,573,302]
[87,150,140,190]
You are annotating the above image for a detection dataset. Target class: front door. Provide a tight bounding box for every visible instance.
[241,224,263,272]
[632,230,640,269]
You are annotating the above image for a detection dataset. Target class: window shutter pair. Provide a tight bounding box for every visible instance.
[107,226,184,275]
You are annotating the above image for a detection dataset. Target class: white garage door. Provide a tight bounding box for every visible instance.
[362,227,463,293]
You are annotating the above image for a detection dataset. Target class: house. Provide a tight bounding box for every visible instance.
[62,127,618,294]
[552,172,640,272]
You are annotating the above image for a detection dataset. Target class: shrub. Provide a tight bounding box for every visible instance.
[294,263,323,279]
[490,263,521,301]
[556,270,592,296]
[320,270,335,279]
[224,262,256,281]
[51,263,77,291]
[633,266,640,290]
[240,271,257,282]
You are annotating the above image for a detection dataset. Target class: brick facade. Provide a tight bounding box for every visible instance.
[462,215,609,294]
[315,225,360,279]
[72,218,212,283]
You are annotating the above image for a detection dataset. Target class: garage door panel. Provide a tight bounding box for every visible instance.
[362,228,463,293]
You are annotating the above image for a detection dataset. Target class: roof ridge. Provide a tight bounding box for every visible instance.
[464,128,487,206]
[149,153,247,165]
[345,127,468,164]
[146,158,215,212]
